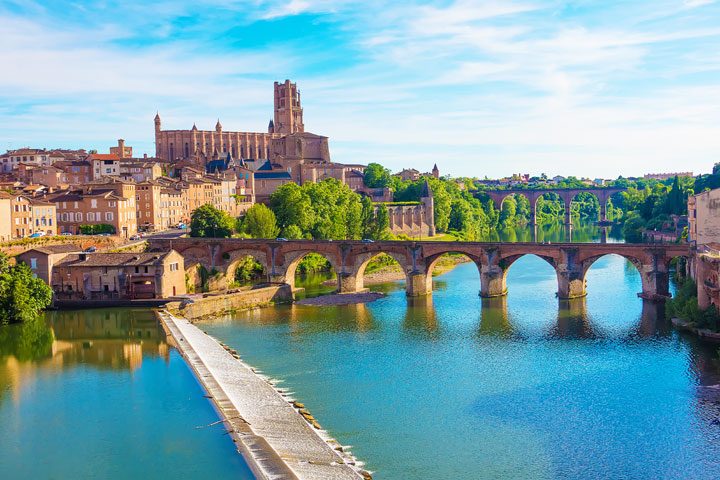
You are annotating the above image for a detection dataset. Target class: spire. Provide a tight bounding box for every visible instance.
[215,118,222,132]
[154,111,161,122]
[268,119,275,133]
[191,123,198,131]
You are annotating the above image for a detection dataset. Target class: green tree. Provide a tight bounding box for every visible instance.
[282,224,304,239]
[190,204,235,238]
[243,203,280,239]
[360,196,375,239]
[0,254,53,325]
[621,212,647,243]
[363,163,392,188]
[269,182,314,232]
[499,196,517,226]
[372,204,391,240]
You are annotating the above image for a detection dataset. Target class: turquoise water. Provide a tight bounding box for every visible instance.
[0,309,253,479]
[200,255,720,479]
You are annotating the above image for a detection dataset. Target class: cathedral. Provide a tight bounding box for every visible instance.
[153,80,372,200]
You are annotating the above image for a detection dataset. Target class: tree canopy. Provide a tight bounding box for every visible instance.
[0,254,53,325]
[242,203,280,239]
[190,204,235,238]
[363,163,392,188]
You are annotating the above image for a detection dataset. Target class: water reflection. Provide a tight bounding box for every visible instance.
[403,296,438,337]
[478,297,513,337]
[0,308,253,479]
[0,309,168,403]
[636,301,672,337]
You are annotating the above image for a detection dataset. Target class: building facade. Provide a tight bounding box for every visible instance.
[23,250,186,300]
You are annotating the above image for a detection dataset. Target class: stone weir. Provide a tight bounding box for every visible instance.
[158,311,369,480]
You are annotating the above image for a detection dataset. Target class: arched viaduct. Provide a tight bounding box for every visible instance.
[478,187,627,226]
[148,238,689,301]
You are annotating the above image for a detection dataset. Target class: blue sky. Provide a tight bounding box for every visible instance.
[1,0,720,178]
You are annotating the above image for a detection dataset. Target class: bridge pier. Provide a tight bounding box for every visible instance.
[480,265,507,297]
[337,272,361,294]
[557,251,586,299]
[557,271,587,299]
[407,272,432,297]
[639,265,671,301]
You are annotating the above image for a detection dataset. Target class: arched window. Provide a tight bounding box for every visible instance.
[75,212,82,222]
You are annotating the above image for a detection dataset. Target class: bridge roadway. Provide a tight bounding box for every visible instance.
[148,238,690,300]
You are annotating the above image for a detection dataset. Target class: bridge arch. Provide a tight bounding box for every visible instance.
[281,250,341,291]
[496,253,560,298]
[224,249,269,286]
[347,251,412,293]
[580,253,651,299]
[424,251,482,294]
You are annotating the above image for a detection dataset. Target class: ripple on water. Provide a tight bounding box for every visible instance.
[200,254,720,480]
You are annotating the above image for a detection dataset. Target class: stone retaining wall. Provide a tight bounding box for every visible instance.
[165,285,293,320]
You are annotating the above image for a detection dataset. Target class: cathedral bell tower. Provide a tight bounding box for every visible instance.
[273,79,304,135]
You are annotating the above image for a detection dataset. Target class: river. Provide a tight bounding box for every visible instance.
[198,256,720,479]
[0,308,254,478]
[1,223,718,479]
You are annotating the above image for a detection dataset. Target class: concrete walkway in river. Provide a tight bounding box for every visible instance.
[159,312,366,480]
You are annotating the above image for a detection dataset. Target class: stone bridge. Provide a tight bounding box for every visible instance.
[478,187,627,225]
[148,238,690,300]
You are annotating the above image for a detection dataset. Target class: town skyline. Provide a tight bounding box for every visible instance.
[2,1,720,179]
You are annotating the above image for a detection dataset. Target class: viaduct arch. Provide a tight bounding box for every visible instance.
[478,187,627,226]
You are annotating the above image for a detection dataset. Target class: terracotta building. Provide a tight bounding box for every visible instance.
[109,139,133,159]
[16,244,83,284]
[0,192,11,241]
[50,185,137,237]
[30,250,186,300]
[8,194,57,238]
[120,161,163,182]
[89,153,121,179]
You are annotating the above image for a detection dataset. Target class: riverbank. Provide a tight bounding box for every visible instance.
[671,317,720,343]
[158,311,369,480]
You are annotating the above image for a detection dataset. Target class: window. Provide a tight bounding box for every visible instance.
[91,199,97,208]
[75,212,82,222]
[106,212,113,221]
[30,258,37,269]
[87,212,94,222]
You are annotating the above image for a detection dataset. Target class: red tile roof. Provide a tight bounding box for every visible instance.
[87,153,120,161]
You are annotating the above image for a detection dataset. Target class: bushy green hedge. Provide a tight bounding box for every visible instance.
[79,224,115,235]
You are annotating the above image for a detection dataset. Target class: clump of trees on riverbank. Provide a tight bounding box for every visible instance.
[0,253,53,325]
[666,278,720,331]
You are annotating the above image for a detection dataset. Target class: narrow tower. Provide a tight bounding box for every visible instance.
[154,112,162,158]
[273,79,304,135]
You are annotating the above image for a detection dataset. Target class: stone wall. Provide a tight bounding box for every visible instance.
[165,284,293,320]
